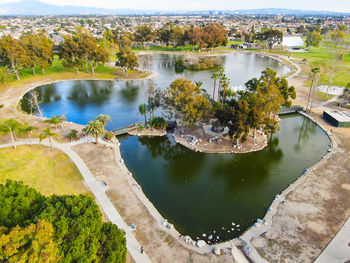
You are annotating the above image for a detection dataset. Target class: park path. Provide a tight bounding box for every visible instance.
[0,138,152,263]
[314,216,350,263]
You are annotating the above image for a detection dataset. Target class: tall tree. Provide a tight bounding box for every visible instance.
[83,120,105,144]
[115,47,138,78]
[0,220,60,263]
[306,67,320,112]
[164,78,210,129]
[305,31,322,47]
[138,103,147,123]
[44,115,66,137]
[0,119,22,148]
[0,35,28,80]
[95,114,111,129]
[39,127,58,151]
[202,23,228,51]
[18,123,37,146]
[134,25,153,47]
[58,35,83,74]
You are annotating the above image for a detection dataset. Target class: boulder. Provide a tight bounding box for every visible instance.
[196,240,206,248]
[213,247,221,255]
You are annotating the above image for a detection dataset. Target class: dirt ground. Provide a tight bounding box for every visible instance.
[72,143,236,263]
[174,125,267,154]
[252,132,350,262]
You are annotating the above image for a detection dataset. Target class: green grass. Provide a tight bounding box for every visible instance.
[0,145,89,196]
[316,91,335,101]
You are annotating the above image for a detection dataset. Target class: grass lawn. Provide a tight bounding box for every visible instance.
[0,58,150,93]
[316,91,335,101]
[0,145,89,196]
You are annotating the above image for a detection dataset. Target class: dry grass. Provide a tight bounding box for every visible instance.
[0,145,89,196]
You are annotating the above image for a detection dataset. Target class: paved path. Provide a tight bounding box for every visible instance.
[0,139,152,263]
[315,216,350,263]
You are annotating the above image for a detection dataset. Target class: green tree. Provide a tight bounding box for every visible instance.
[306,67,320,112]
[305,31,322,47]
[44,115,66,136]
[138,103,147,123]
[18,123,37,146]
[0,35,28,80]
[95,114,111,129]
[202,23,228,50]
[20,33,54,76]
[83,120,105,144]
[134,25,153,47]
[115,47,138,78]
[97,222,126,263]
[0,180,45,228]
[0,220,60,263]
[0,66,13,87]
[256,28,283,49]
[39,127,58,151]
[164,78,210,129]
[0,119,22,148]
[58,35,83,74]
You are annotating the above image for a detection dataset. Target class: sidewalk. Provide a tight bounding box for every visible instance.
[0,139,152,263]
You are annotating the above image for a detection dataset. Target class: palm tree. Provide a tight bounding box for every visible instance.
[138,103,147,124]
[39,127,58,151]
[44,115,66,136]
[83,120,105,144]
[195,81,203,88]
[95,114,112,129]
[0,119,22,148]
[211,72,219,101]
[211,66,224,101]
[18,123,37,146]
[306,67,320,112]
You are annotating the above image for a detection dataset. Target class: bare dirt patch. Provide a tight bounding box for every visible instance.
[251,133,350,262]
[72,142,236,263]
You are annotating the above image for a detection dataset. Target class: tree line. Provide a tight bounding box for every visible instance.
[136,67,296,144]
[0,180,126,263]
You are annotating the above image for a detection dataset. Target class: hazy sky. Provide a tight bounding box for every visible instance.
[0,0,350,12]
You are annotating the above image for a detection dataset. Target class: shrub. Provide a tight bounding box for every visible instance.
[104,131,115,141]
[67,129,78,141]
[149,117,167,129]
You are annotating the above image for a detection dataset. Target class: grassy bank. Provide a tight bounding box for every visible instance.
[0,58,150,92]
[0,145,88,196]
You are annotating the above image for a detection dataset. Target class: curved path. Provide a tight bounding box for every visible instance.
[0,138,151,263]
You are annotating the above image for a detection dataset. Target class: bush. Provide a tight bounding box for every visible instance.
[67,129,78,141]
[149,117,167,129]
[104,131,115,141]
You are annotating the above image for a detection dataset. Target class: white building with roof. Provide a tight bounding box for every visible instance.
[282,36,304,50]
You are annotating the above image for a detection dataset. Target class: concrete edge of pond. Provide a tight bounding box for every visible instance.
[234,111,338,263]
[112,111,335,260]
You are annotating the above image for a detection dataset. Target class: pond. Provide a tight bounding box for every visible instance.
[119,114,329,242]
[19,53,329,243]
[21,53,290,129]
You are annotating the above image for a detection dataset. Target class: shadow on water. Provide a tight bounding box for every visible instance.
[119,114,329,243]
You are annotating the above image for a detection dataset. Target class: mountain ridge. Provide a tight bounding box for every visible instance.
[0,0,348,16]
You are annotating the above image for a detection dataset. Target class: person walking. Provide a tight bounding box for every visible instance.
[140,246,144,254]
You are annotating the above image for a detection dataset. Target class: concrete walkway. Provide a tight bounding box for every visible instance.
[315,216,350,263]
[0,139,152,263]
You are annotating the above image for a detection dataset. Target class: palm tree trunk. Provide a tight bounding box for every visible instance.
[95,135,99,144]
[28,133,32,147]
[49,136,53,151]
[213,79,216,101]
[10,130,16,149]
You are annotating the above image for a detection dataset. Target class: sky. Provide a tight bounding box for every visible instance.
[0,0,350,12]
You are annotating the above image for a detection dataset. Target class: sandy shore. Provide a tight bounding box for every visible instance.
[173,125,267,154]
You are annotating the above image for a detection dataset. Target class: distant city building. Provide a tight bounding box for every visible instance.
[282,36,304,50]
